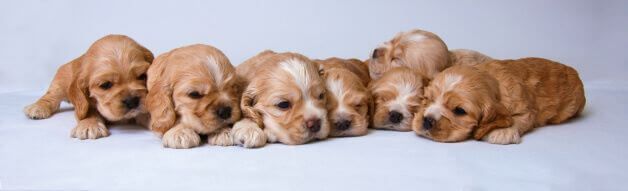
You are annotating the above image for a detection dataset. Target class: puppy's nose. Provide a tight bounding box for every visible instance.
[216,106,232,120]
[423,116,436,130]
[305,118,321,133]
[388,111,403,124]
[122,96,140,109]
[334,119,352,131]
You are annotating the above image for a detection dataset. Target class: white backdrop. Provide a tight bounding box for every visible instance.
[0,0,626,93]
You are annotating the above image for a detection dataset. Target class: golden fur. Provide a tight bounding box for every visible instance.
[232,50,330,148]
[146,44,240,149]
[449,49,494,66]
[23,35,153,139]
[413,58,586,144]
[369,67,427,131]
[316,58,371,137]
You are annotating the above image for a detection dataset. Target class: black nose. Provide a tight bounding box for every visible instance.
[306,118,321,133]
[216,107,232,120]
[335,119,352,131]
[122,96,140,109]
[389,111,404,124]
[423,116,436,130]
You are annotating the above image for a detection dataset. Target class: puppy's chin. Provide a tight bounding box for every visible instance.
[96,102,145,121]
[412,114,471,142]
[263,116,330,145]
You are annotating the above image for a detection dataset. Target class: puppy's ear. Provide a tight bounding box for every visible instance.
[66,56,90,120]
[138,44,154,63]
[146,79,176,135]
[240,82,264,128]
[473,101,513,140]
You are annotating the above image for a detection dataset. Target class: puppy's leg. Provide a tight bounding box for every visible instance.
[484,112,534,145]
[71,112,110,140]
[231,118,267,148]
[207,128,234,146]
[162,124,201,149]
[24,64,71,119]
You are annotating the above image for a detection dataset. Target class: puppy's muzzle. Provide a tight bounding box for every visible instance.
[334,119,352,131]
[423,116,435,130]
[305,118,322,133]
[216,106,232,120]
[388,111,403,124]
[122,96,140,110]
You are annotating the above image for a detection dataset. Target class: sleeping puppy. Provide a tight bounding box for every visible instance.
[368,29,450,80]
[449,49,494,66]
[232,50,330,148]
[369,67,427,131]
[316,58,371,137]
[23,35,153,139]
[146,44,240,149]
[413,58,586,144]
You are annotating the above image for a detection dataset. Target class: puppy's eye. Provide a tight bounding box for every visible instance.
[99,81,113,90]
[372,49,379,59]
[276,101,291,110]
[318,92,325,100]
[137,73,147,81]
[453,107,466,116]
[188,91,203,99]
[354,104,363,109]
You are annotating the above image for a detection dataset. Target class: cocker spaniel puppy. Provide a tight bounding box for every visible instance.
[23,35,153,139]
[369,67,427,131]
[232,50,330,148]
[413,58,586,144]
[146,44,240,149]
[316,57,371,137]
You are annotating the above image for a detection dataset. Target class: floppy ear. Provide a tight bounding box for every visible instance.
[473,101,513,140]
[146,78,176,136]
[66,56,90,120]
[240,81,264,129]
[137,44,154,63]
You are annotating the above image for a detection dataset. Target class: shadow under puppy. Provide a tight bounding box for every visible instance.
[413,58,586,144]
[316,57,371,137]
[146,44,240,149]
[24,35,153,139]
[231,50,330,148]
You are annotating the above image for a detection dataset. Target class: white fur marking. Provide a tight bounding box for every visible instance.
[444,74,462,91]
[206,56,223,85]
[405,33,426,43]
[279,58,312,94]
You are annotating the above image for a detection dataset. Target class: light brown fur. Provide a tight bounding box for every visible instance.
[146,44,241,149]
[23,35,153,139]
[413,58,586,144]
[448,49,494,67]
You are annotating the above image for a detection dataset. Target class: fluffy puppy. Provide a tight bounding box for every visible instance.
[316,58,371,137]
[449,49,494,66]
[368,29,450,80]
[413,58,586,144]
[146,44,240,149]
[369,67,427,131]
[232,50,329,148]
[23,35,153,139]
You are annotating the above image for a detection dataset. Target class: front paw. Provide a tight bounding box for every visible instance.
[483,127,521,145]
[207,128,234,146]
[231,119,267,148]
[162,126,201,149]
[71,119,110,139]
[24,103,54,119]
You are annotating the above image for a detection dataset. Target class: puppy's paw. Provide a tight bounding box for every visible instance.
[24,103,54,119]
[483,127,521,145]
[71,119,110,140]
[231,119,267,148]
[207,128,234,146]
[162,126,201,149]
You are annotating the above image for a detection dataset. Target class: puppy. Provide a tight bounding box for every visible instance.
[369,67,427,131]
[146,44,240,149]
[232,50,329,148]
[368,29,450,80]
[316,58,371,137]
[413,58,586,144]
[23,35,153,139]
[449,49,494,66]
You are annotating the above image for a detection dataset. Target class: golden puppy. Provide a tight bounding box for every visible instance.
[232,50,330,148]
[23,35,153,139]
[146,44,240,149]
[413,58,586,144]
[316,58,371,137]
[368,29,449,80]
[369,67,427,131]
[449,49,494,66]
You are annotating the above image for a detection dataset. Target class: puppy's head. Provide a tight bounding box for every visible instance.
[146,44,240,135]
[368,29,449,80]
[242,52,329,144]
[412,66,512,142]
[322,67,370,137]
[369,67,426,131]
[68,35,153,121]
